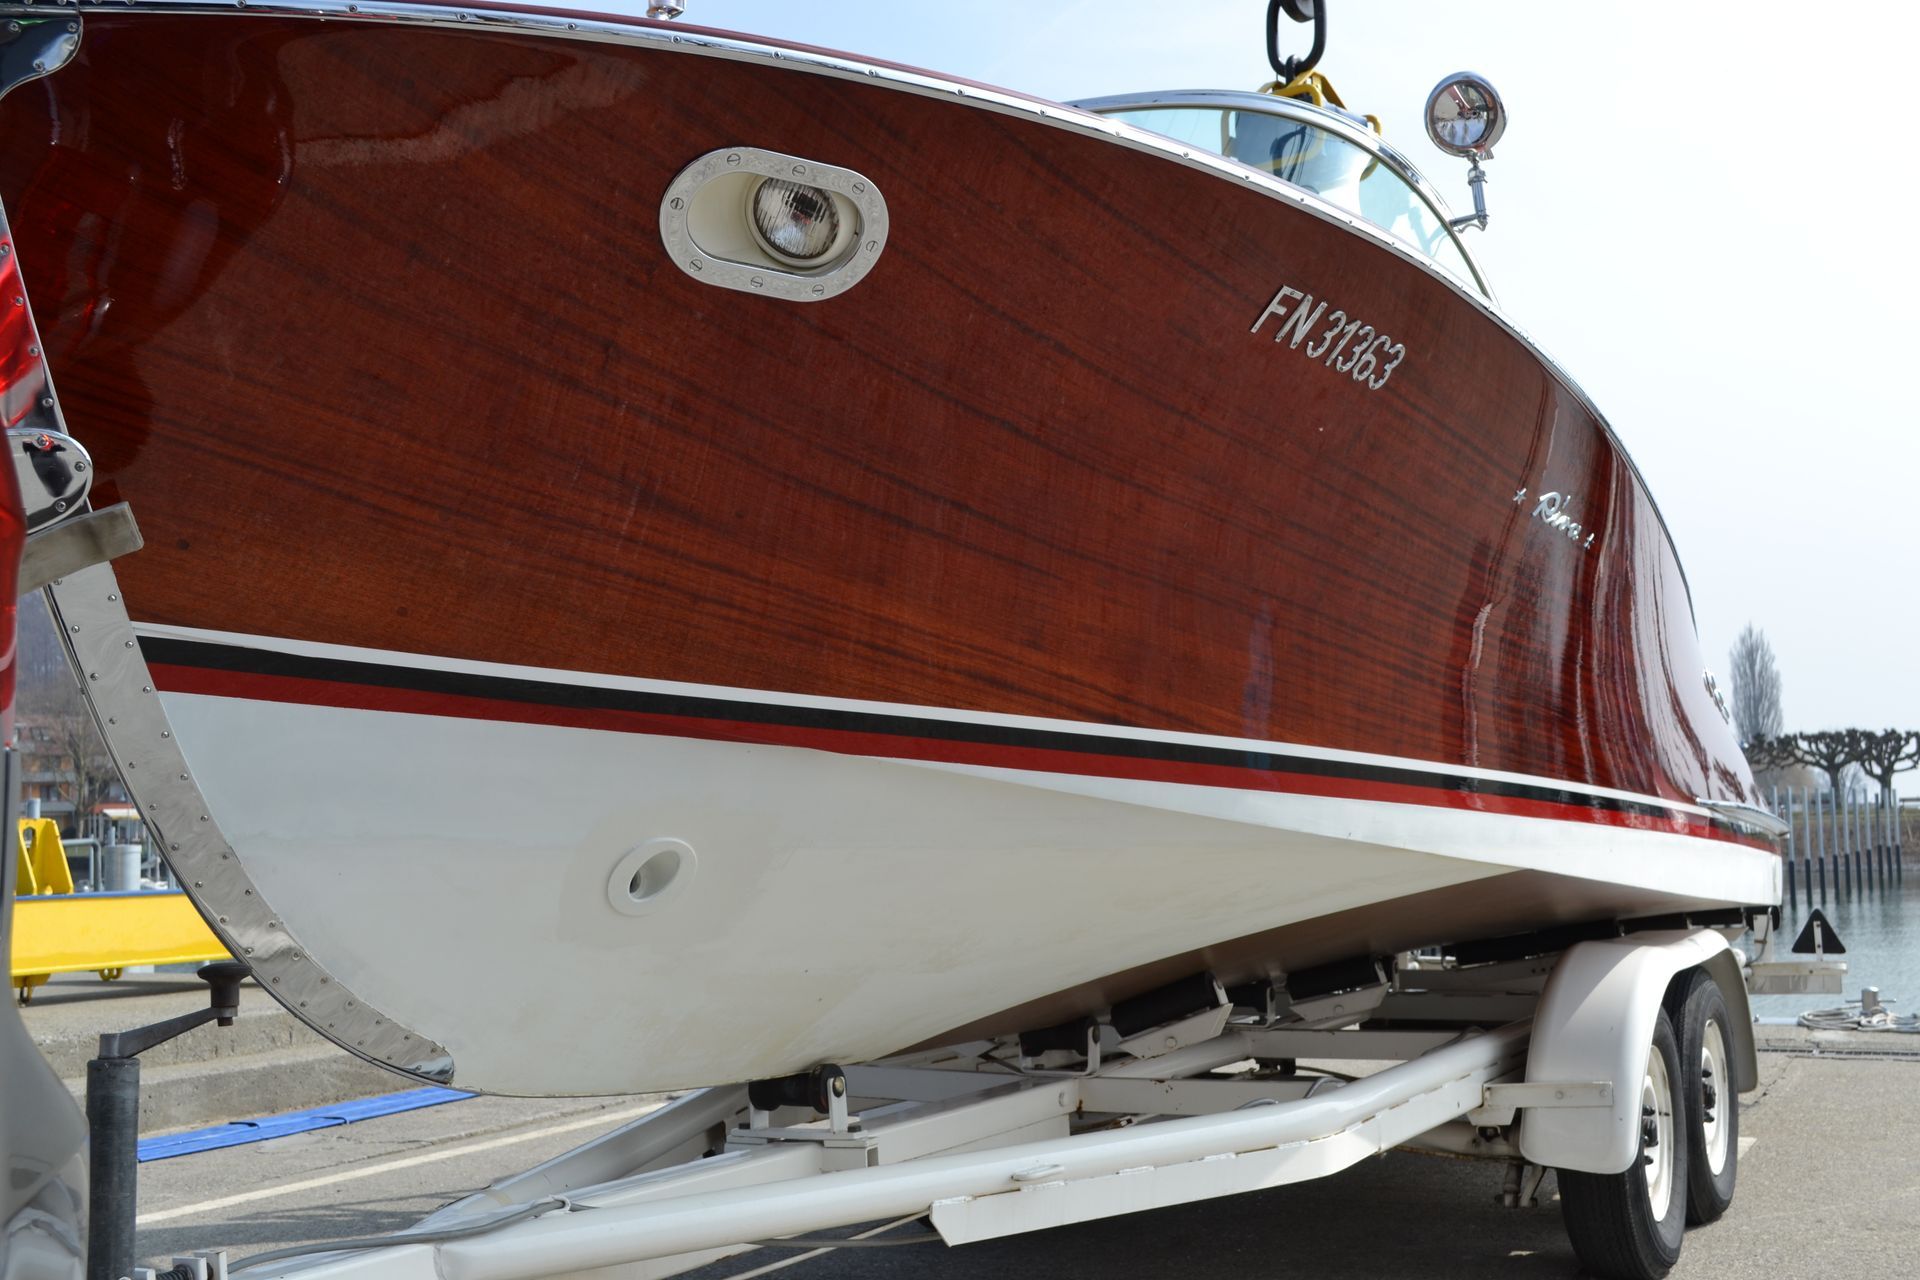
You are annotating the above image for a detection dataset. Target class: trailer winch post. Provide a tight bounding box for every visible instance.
[85,962,249,1280]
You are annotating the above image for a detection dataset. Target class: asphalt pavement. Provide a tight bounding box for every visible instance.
[21,970,401,1128]
[130,1032,1920,1280]
[134,1093,652,1267]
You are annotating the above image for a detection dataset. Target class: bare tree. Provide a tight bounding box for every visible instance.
[1743,734,1800,776]
[1851,729,1920,804]
[34,703,120,837]
[1727,623,1783,745]
[1743,733,1812,792]
[1751,729,1918,801]
[1787,730,1857,798]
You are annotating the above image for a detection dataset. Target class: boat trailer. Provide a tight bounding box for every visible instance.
[137,921,1835,1280]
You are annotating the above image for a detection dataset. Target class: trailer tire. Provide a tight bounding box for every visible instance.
[1674,969,1738,1224]
[1557,1006,1688,1280]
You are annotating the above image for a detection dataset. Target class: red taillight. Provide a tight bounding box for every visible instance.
[0,224,45,744]
[0,241,46,428]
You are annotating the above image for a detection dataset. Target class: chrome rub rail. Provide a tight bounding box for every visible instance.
[1693,798,1791,840]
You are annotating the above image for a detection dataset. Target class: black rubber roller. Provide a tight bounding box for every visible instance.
[1111,971,1222,1038]
[1019,1017,1096,1058]
[748,1064,847,1114]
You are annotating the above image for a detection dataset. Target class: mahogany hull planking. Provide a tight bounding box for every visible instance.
[0,10,1776,1093]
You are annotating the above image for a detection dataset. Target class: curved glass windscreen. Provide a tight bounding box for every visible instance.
[1098,104,1478,290]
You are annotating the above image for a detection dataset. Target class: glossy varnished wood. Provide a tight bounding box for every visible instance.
[0,13,1748,811]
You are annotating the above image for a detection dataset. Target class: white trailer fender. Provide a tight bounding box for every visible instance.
[1516,929,1756,1175]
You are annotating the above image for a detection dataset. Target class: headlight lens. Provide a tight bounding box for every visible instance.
[750,178,842,263]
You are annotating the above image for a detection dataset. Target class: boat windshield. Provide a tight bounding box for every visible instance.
[1078,95,1483,295]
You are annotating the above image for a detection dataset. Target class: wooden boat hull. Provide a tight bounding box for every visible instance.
[1,8,1776,1093]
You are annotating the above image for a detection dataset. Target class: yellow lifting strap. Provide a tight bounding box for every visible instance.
[1258,68,1383,138]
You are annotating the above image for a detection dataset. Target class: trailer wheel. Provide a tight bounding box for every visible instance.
[1558,1006,1688,1280]
[1674,970,1738,1224]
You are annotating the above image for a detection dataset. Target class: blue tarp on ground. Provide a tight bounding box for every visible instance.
[137,1086,474,1161]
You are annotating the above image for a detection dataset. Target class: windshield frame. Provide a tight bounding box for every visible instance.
[1069,89,1489,299]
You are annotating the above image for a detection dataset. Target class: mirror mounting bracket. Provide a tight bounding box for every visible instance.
[1448,158,1490,233]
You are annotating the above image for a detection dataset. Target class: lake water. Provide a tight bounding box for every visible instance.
[1749,878,1920,1019]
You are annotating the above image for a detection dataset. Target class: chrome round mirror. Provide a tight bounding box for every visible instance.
[1424,72,1506,159]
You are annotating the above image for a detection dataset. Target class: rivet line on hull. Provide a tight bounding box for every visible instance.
[45,561,454,1083]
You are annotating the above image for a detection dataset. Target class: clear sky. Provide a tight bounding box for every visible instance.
[669,2,1918,748]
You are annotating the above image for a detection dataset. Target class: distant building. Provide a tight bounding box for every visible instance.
[15,718,78,827]
[14,715,133,841]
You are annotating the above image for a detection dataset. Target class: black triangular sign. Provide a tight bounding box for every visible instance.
[1790,908,1847,955]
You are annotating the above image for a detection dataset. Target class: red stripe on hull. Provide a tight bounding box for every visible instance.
[148,660,1765,849]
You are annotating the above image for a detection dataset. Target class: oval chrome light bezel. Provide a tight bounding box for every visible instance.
[660,148,889,302]
[1423,72,1506,159]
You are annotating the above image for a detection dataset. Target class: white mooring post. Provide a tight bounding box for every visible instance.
[1891,793,1901,885]
[1856,791,1868,892]
[1887,794,1896,885]
[1835,790,1850,901]
[1778,786,1796,909]
[1788,787,1801,905]
[1835,788,1849,896]
[1795,786,1807,907]
[1852,790,1863,892]
[1864,792,1873,891]
[1867,792,1878,893]
[1843,790,1856,895]
[1885,793,1894,887]
[1815,789,1828,904]
[1853,790,1866,892]
[1874,793,1886,891]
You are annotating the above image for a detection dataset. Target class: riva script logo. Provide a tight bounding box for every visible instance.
[1514,487,1596,551]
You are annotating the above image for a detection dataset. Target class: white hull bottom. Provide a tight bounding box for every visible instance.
[158,686,1780,1096]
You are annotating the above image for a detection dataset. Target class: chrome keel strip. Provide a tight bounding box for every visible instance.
[44,562,454,1083]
